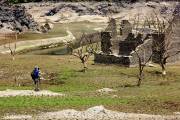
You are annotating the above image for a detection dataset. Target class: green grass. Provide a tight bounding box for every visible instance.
[0,96,128,108]
[0,55,180,115]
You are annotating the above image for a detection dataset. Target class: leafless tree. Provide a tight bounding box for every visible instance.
[149,12,180,76]
[131,14,154,86]
[3,32,17,60]
[134,49,153,86]
[67,33,99,72]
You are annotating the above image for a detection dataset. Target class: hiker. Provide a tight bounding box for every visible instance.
[31,66,41,91]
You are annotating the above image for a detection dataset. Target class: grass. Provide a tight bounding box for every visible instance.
[18,21,107,41]
[0,55,180,115]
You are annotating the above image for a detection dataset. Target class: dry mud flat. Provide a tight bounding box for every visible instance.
[3,106,180,120]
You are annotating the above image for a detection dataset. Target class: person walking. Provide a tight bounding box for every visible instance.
[31,66,41,91]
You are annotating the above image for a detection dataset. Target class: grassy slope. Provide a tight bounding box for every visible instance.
[0,55,180,116]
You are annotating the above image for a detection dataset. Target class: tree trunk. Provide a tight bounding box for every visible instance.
[12,56,15,61]
[162,68,166,76]
[137,71,143,87]
[82,61,87,72]
[11,51,15,60]
[161,61,166,76]
[137,60,143,87]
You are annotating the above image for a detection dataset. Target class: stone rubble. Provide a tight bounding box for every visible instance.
[3,106,180,120]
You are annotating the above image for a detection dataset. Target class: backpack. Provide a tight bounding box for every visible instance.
[31,68,39,79]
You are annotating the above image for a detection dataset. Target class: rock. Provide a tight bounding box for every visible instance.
[0,89,65,97]
[44,22,51,30]
[4,115,32,120]
[45,2,121,17]
[86,105,106,114]
[97,88,117,93]
[5,105,180,120]
[174,112,180,115]
[0,3,39,32]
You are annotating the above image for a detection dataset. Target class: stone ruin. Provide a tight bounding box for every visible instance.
[94,19,149,67]
[94,4,180,67]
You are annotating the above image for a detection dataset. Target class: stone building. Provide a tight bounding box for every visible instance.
[95,18,151,67]
[94,4,180,66]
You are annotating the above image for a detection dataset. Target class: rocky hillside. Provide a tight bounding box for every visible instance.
[0,2,39,32]
[45,2,121,16]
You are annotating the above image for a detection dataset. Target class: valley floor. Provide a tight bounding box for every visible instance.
[0,55,180,119]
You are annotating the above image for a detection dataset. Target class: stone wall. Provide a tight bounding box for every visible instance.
[119,41,138,55]
[105,18,117,39]
[95,38,153,67]
[94,53,131,66]
[130,39,153,66]
[101,32,112,54]
[120,20,132,39]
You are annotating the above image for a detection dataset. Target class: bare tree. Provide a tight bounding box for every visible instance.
[67,33,99,72]
[134,49,153,87]
[150,11,180,76]
[131,14,154,86]
[3,32,17,60]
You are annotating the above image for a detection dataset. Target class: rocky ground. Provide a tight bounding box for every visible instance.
[0,89,64,97]
[0,3,39,32]
[24,1,177,24]
[3,106,180,120]
[0,1,178,33]
[1,88,180,120]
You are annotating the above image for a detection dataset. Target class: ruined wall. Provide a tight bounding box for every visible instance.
[101,32,112,54]
[120,20,132,39]
[105,18,120,54]
[130,39,153,66]
[119,41,138,55]
[105,18,117,39]
[94,53,131,66]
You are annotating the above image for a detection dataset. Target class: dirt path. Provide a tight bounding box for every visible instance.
[3,106,180,120]
[0,89,64,97]
[0,30,75,54]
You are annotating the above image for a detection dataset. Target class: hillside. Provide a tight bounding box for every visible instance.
[0,1,39,32]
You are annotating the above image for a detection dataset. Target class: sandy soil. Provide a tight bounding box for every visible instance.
[0,89,64,97]
[3,106,180,120]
